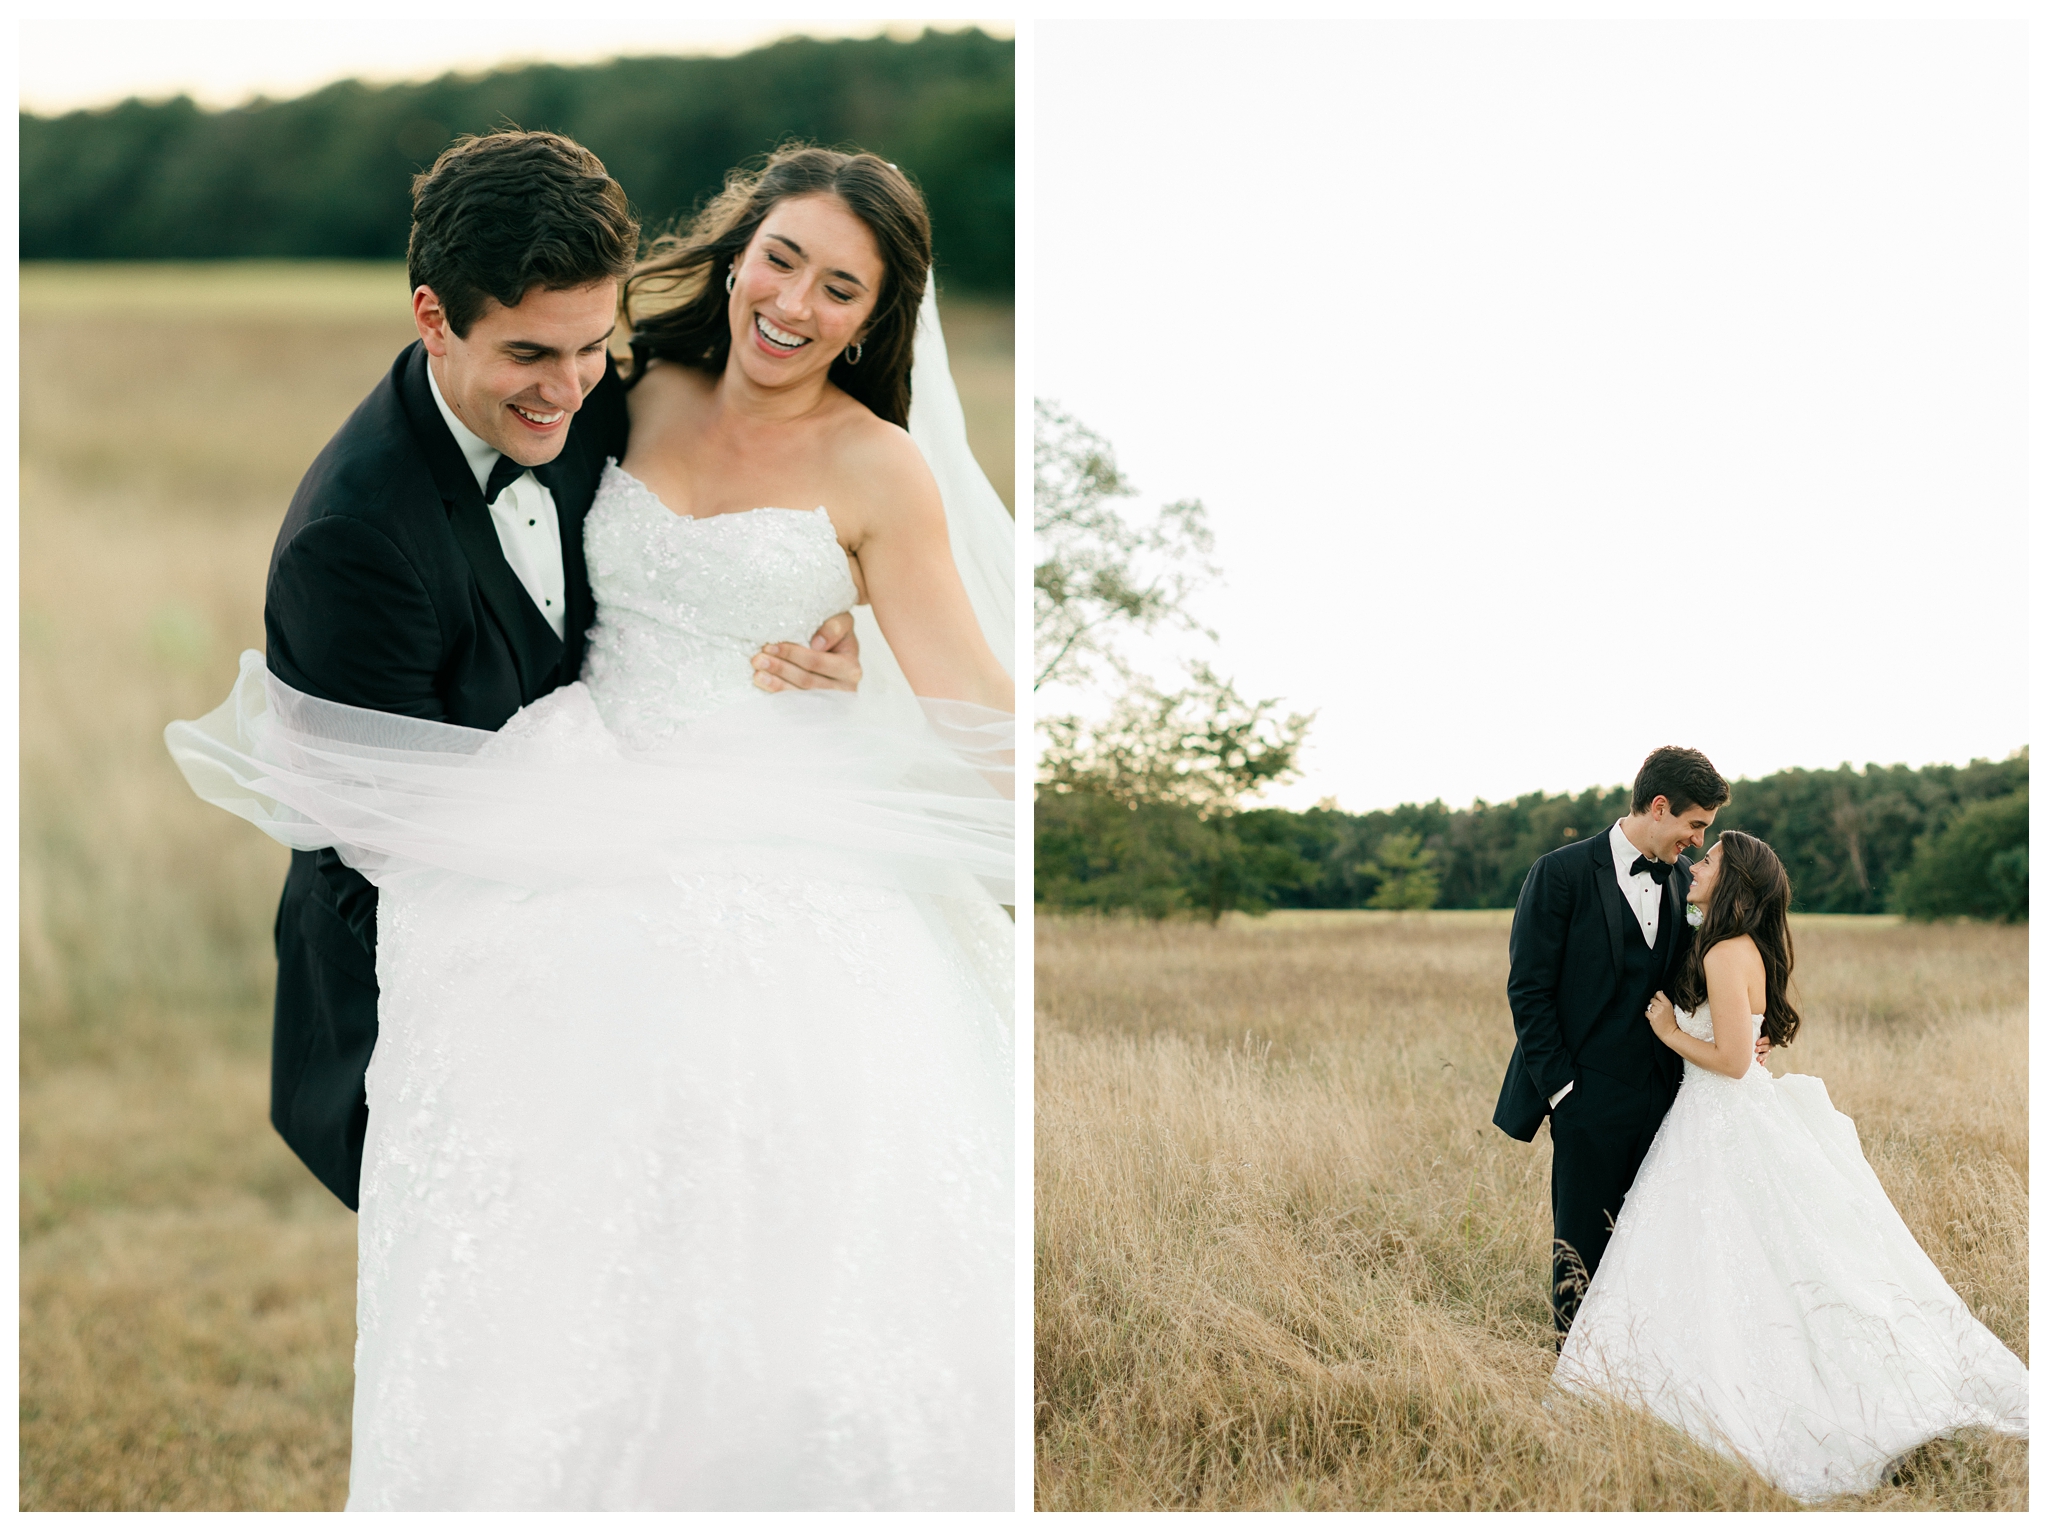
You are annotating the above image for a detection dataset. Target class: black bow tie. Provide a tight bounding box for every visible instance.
[1629,854,1673,886]
[484,453,530,506]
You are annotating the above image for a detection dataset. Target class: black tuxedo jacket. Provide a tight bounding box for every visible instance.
[1492,831,1694,1142]
[263,340,629,1208]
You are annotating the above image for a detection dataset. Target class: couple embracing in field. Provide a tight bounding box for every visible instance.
[1496,746,2026,1500]
[169,128,1015,1509]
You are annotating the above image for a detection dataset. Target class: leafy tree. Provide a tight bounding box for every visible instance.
[1033,791,1206,919]
[1033,795,1316,923]
[1362,831,1440,910]
[1030,404,1317,922]
[1037,667,1314,922]
[1037,664,1311,815]
[1032,401,1216,692]
[1183,810,1319,922]
[1891,790,2028,922]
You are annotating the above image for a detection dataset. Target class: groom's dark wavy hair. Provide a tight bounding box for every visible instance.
[408,130,640,338]
[1672,830,1803,1047]
[621,144,931,427]
[1631,745,1730,816]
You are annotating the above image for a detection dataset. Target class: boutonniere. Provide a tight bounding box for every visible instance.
[1686,903,1704,929]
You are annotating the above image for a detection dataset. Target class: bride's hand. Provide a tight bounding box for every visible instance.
[1643,990,1677,1040]
[753,612,862,692]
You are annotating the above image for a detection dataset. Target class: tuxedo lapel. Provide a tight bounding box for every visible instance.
[445,501,565,696]
[1588,833,1629,974]
[397,345,565,699]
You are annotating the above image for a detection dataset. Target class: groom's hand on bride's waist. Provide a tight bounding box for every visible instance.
[752,611,862,692]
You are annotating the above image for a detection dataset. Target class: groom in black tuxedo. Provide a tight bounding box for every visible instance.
[265,131,860,1210]
[1492,746,1733,1336]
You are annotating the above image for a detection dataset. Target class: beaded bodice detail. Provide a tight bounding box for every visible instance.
[579,462,857,747]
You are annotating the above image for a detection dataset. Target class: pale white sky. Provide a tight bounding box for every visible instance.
[1037,19,2028,814]
[20,11,1011,114]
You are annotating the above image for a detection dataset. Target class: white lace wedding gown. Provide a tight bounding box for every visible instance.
[171,462,1015,1510]
[1554,1004,2027,1501]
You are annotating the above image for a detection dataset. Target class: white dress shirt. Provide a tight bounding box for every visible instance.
[1549,820,1667,1111]
[426,365,567,641]
[1609,818,1663,948]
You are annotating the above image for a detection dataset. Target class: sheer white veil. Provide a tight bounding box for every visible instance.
[852,279,1016,707]
[162,278,1017,910]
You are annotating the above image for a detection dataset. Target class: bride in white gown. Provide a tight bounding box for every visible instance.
[168,150,1015,1510]
[1554,830,2027,1501]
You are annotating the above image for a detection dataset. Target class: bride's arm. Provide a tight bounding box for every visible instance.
[1644,944,1760,1078]
[845,430,1013,713]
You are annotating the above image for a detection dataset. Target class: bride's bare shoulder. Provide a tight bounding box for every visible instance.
[1702,933,1762,972]
[838,403,931,486]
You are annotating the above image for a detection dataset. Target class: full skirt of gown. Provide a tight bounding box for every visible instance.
[350,836,1014,1508]
[1553,1006,2027,1502]
[169,489,1017,1509]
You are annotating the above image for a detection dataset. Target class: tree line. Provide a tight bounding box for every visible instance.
[1037,753,2028,923]
[1033,403,2026,925]
[21,29,1013,294]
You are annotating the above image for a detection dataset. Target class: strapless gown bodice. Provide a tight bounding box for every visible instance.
[1673,1003,1765,1086]
[579,462,858,744]
[1672,1002,1760,1046]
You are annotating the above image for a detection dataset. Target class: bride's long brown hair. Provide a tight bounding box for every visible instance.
[621,144,931,428]
[1672,830,1803,1047]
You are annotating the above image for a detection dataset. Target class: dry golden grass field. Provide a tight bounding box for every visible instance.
[1034,910,2028,1511]
[18,261,1013,1511]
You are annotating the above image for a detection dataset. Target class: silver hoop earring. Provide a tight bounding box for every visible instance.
[724,266,736,295]
[845,341,862,365]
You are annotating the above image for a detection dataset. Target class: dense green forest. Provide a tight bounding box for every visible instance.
[21,29,1012,293]
[1036,751,2029,922]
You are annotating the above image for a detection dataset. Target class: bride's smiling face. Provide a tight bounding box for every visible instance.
[726,194,883,388]
[1686,840,1723,907]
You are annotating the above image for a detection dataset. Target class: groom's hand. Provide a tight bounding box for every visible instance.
[1754,1034,1772,1065]
[752,612,861,692]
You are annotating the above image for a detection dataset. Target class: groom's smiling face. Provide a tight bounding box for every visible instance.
[1644,797,1718,863]
[414,279,619,466]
